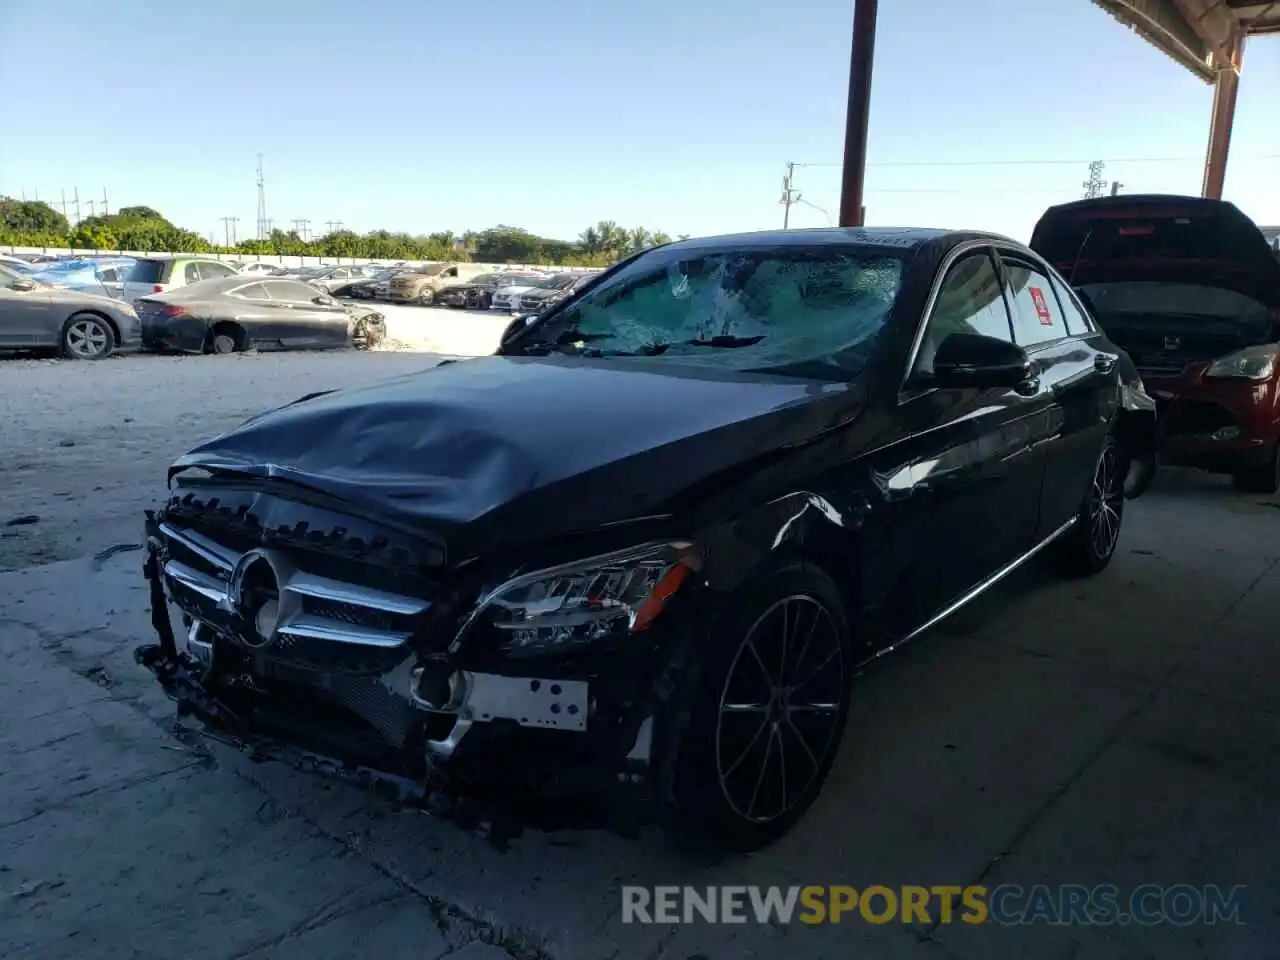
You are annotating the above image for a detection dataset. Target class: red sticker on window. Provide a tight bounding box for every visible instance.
[1029,286,1053,325]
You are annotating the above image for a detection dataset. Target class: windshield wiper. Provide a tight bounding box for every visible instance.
[683,335,765,348]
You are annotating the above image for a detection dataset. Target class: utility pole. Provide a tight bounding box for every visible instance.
[256,154,268,241]
[73,187,81,225]
[60,189,68,220]
[86,199,96,218]
[220,216,240,247]
[102,188,109,217]
[780,162,801,229]
[291,218,310,241]
[325,220,344,234]
[1082,160,1107,199]
[1110,180,1124,196]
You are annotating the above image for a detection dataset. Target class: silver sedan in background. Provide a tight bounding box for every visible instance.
[0,264,142,359]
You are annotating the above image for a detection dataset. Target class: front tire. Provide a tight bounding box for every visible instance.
[418,288,435,306]
[659,563,853,853]
[1231,444,1280,495]
[1047,433,1126,578]
[61,314,114,360]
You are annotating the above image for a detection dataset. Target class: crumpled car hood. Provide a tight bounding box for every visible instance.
[170,355,855,558]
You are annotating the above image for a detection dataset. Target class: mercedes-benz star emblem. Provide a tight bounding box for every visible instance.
[223,549,285,649]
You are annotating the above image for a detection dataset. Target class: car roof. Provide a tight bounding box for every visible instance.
[160,274,299,298]
[658,226,1015,254]
[136,254,224,263]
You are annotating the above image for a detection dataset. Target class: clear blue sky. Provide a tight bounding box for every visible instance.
[1,0,1277,244]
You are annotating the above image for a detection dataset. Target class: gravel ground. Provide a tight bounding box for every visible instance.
[0,305,511,572]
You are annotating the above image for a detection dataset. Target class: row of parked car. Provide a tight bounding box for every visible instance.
[0,252,388,359]
[298,261,603,313]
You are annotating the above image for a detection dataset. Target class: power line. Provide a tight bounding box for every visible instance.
[794,154,1280,169]
[862,187,1083,194]
[220,216,240,246]
[780,162,801,228]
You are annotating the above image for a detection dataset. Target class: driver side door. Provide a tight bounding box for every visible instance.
[262,280,350,348]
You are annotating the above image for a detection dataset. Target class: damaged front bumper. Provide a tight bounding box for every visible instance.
[134,509,660,839]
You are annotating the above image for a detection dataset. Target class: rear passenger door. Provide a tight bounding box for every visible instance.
[993,248,1115,538]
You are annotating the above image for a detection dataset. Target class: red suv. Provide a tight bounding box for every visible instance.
[1031,195,1280,493]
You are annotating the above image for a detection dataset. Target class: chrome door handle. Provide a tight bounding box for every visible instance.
[1014,376,1041,397]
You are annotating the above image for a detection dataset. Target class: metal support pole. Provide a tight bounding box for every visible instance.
[1201,35,1244,201]
[838,0,878,228]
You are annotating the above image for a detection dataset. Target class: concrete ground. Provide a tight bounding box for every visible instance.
[0,348,1277,959]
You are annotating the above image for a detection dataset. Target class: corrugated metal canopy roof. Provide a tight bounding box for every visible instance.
[1093,0,1280,81]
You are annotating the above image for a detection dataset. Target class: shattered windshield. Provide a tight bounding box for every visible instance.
[518,244,905,378]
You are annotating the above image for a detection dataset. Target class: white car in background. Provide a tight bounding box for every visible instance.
[489,274,550,311]
[238,262,287,276]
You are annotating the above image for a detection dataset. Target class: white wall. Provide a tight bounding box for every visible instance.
[0,244,597,273]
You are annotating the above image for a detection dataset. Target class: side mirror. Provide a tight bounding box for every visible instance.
[930,332,1033,390]
[499,314,536,347]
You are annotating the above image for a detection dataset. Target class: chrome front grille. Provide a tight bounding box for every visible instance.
[158,521,430,655]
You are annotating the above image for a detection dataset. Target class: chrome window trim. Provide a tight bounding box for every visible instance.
[225,282,272,302]
[1043,262,1099,334]
[991,246,1079,351]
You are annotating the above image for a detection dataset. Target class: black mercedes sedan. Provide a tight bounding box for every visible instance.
[135,228,1156,852]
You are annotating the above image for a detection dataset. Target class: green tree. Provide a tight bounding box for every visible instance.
[0,198,679,267]
[0,197,70,236]
[70,221,120,250]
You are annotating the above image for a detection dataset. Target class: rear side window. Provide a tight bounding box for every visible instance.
[198,261,237,280]
[234,283,269,299]
[127,260,164,284]
[999,255,1067,348]
[1046,268,1092,335]
[264,280,320,302]
[183,262,201,284]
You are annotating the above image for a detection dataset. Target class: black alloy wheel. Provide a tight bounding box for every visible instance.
[660,563,852,852]
[1048,433,1126,577]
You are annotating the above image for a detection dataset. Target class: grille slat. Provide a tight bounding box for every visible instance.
[158,521,431,656]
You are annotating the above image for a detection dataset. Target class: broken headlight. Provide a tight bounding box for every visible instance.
[458,541,702,655]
